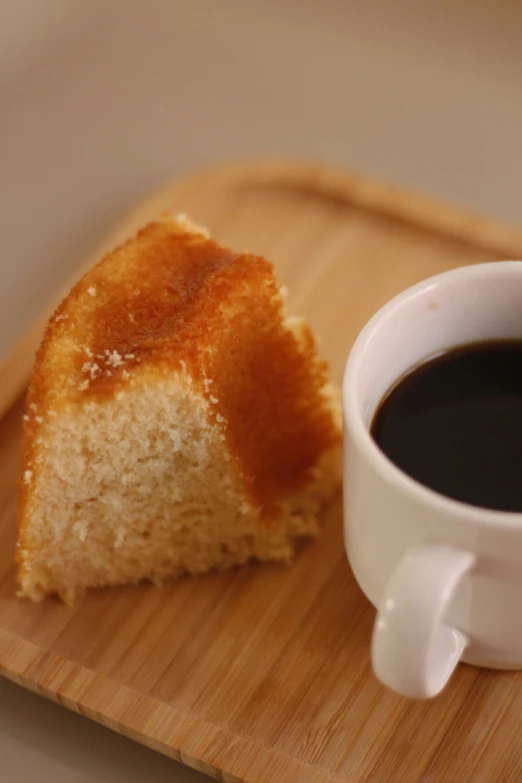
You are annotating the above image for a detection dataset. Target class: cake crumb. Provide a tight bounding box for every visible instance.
[73,520,88,542]
[23,414,29,422]
[175,212,210,239]
[128,313,135,322]
[209,395,219,404]
[124,353,135,360]
[216,413,226,424]
[82,362,100,379]
[106,351,124,368]
[78,380,89,391]
[35,416,43,424]
[203,378,213,389]
[87,286,97,297]
[29,403,37,411]
[23,470,33,485]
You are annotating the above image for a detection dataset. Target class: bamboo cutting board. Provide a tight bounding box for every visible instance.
[3,161,522,783]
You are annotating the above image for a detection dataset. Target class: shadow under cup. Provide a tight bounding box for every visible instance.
[343,261,522,698]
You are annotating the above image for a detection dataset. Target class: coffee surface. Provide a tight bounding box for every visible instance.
[371,340,522,511]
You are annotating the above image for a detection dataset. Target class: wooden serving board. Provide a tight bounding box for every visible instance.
[3,161,522,783]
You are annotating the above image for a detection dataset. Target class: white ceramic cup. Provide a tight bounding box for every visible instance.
[343,261,522,699]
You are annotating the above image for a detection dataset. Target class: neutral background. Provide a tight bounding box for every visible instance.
[2,0,522,780]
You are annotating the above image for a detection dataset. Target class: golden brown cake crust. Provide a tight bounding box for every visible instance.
[20,217,341,535]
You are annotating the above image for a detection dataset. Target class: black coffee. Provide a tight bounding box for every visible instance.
[371,340,522,511]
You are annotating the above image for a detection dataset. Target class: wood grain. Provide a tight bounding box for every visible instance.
[2,160,522,782]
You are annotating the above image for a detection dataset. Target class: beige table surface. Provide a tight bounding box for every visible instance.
[2,0,522,780]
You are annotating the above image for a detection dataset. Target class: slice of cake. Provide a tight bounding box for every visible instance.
[17,214,342,602]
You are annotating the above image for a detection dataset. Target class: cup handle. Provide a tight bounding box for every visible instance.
[371,544,475,698]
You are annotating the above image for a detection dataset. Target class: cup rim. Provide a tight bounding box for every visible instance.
[343,260,522,529]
